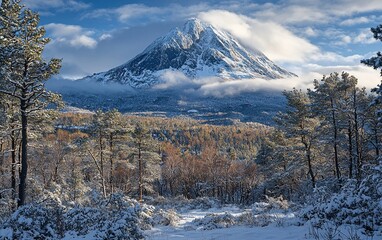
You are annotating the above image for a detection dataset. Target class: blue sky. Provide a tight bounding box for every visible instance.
[24,0,382,89]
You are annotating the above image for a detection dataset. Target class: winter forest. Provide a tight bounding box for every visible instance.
[1,1,382,239]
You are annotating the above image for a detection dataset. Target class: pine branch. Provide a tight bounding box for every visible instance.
[88,149,102,176]
[0,89,22,100]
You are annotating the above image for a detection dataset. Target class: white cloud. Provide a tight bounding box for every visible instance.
[81,1,382,28]
[298,64,381,90]
[342,35,352,44]
[69,35,97,48]
[255,4,329,24]
[197,10,365,67]
[340,16,370,26]
[155,71,192,89]
[198,77,307,97]
[333,28,377,45]
[99,34,112,41]
[151,66,380,98]
[251,0,382,25]
[45,23,97,48]
[353,29,377,44]
[329,0,382,17]
[152,69,304,97]
[25,0,90,11]
[311,52,363,64]
[84,3,210,25]
[198,10,318,63]
[304,27,318,37]
[115,4,161,22]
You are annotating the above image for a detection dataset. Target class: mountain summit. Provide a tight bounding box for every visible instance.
[80,18,296,88]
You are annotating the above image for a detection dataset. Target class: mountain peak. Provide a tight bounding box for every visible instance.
[182,18,206,37]
[80,19,297,88]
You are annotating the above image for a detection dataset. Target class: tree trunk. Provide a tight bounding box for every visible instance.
[374,126,380,158]
[347,121,353,179]
[138,142,143,203]
[353,90,362,181]
[99,130,106,198]
[303,138,315,188]
[109,134,114,194]
[18,99,28,207]
[307,152,315,188]
[0,141,3,199]
[331,98,341,179]
[11,132,17,198]
[52,157,60,183]
[0,141,3,175]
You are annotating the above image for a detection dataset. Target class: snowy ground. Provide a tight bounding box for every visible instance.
[145,206,309,240]
[1,194,377,239]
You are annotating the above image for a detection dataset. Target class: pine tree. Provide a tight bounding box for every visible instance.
[275,89,320,188]
[361,24,382,122]
[361,24,382,167]
[0,0,61,207]
[365,96,382,160]
[131,122,160,202]
[0,95,20,206]
[361,24,382,75]
[308,73,343,179]
[103,109,129,194]
[88,110,108,198]
[338,73,370,179]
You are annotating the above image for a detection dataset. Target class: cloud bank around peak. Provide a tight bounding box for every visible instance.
[153,66,381,98]
[153,69,312,98]
[198,10,319,63]
[196,10,381,89]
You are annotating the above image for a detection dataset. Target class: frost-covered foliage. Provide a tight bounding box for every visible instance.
[149,196,221,211]
[307,221,366,240]
[152,209,180,226]
[361,25,382,75]
[0,190,14,221]
[0,194,153,239]
[361,24,382,111]
[191,208,296,230]
[63,193,151,239]
[190,196,296,230]
[302,165,382,236]
[192,212,236,230]
[249,197,297,228]
[264,196,290,210]
[0,200,65,239]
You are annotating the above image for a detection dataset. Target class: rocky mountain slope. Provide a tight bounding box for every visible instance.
[79,18,296,88]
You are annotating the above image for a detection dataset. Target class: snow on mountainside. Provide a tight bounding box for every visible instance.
[80,18,297,88]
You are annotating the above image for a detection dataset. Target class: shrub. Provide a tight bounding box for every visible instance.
[302,165,382,236]
[192,212,236,230]
[0,194,149,239]
[0,201,65,239]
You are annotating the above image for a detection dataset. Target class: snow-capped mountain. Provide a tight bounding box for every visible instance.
[80,18,296,88]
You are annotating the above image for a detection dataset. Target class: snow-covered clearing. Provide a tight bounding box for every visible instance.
[1,189,380,239]
[146,206,308,240]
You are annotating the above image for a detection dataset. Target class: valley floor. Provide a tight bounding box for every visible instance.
[144,203,378,240]
[145,206,308,240]
[147,225,308,240]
